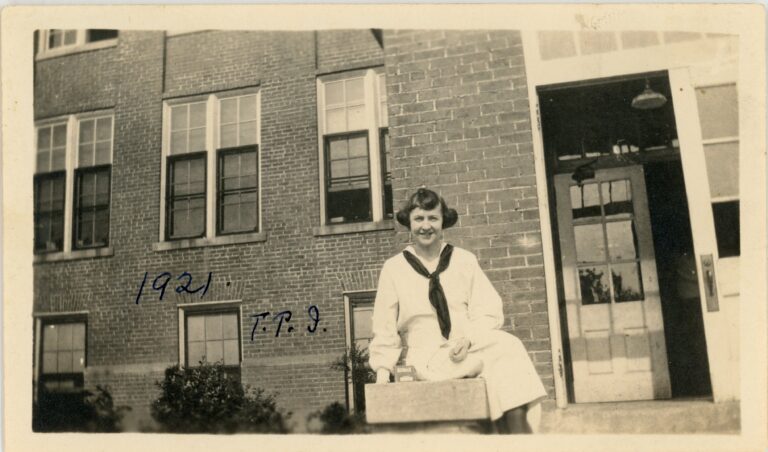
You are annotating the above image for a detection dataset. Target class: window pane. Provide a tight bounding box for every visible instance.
[223,203,239,232]
[239,120,258,146]
[58,351,73,372]
[602,180,633,217]
[325,81,344,106]
[353,307,374,341]
[206,341,224,364]
[43,325,58,351]
[606,220,637,260]
[188,342,205,366]
[49,30,63,48]
[36,153,49,173]
[43,352,58,374]
[239,95,257,121]
[220,98,238,124]
[712,201,739,258]
[327,187,372,223]
[241,200,257,230]
[95,141,111,165]
[94,209,109,245]
[612,262,644,302]
[38,127,51,152]
[330,160,349,180]
[87,29,118,42]
[346,78,365,103]
[704,142,739,199]
[190,103,207,128]
[51,149,66,172]
[79,119,95,145]
[170,131,187,155]
[347,104,366,131]
[348,158,369,178]
[348,135,368,157]
[188,128,206,152]
[58,324,73,350]
[53,124,67,147]
[187,316,205,341]
[571,183,601,219]
[329,138,348,161]
[695,84,738,140]
[171,105,188,131]
[96,117,112,140]
[223,340,239,365]
[189,159,205,188]
[220,124,238,148]
[326,108,346,134]
[78,143,93,167]
[222,313,238,339]
[72,323,85,349]
[578,266,611,305]
[63,30,77,45]
[242,152,257,175]
[73,351,85,372]
[574,223,606,263]
[205,315,223,340]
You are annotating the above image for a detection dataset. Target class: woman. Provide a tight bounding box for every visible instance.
[369,188,547,433]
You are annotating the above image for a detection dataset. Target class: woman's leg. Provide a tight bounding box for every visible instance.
[501,406,532,434]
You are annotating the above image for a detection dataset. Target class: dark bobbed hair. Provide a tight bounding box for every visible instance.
[395,187,459,229]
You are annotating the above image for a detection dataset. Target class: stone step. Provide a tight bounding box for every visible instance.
[540,398,740,434]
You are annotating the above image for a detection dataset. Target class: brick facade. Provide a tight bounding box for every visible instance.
[33,29,553,431]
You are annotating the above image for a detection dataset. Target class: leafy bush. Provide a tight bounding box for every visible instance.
[33,384,130,432]
[150,361,289,433]
[330,344,376,414]
[307,401,368,434]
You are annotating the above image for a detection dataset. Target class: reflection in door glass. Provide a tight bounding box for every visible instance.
[602,179,633,217]
[612,262,644,302]
[606,220,638,260]
[574,223,606,263]
[578,266,611,305]
[571,183,601,219]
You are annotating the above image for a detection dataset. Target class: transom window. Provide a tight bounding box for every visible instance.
[37,30,118,58]
[317,69,391,226]
[161,90,261,241]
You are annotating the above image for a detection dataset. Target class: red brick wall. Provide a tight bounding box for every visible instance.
[383,30,554,394]
[33,29,553,430]
[33,30,396,428]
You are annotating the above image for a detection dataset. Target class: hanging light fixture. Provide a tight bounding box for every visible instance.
[631,78,667,110]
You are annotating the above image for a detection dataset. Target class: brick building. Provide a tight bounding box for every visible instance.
[33,29,741,432]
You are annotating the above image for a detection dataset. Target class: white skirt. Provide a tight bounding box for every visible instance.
[416,329,548,428]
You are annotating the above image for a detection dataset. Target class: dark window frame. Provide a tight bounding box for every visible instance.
[38,315,88,395]
[323,130,373,225]
[379,127,393,220]
[184,308,242,381]
[166,152,207,241]
[33,171,66,254]
[216,145,260,236]
[72,165,111,250]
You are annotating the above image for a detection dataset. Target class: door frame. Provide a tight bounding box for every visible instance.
[520,30,740,406]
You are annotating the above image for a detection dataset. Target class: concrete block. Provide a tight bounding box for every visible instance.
[365,379,489,423]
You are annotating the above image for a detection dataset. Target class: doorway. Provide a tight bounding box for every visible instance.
[539,72,713,402]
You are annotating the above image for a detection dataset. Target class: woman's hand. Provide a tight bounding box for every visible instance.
[450,337,472,363]
[376,368,391,384]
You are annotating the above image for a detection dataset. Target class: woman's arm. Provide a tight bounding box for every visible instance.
[368,262,402,383]
[466,253,504,344]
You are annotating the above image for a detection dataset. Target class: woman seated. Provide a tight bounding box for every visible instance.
[369,188,547,434]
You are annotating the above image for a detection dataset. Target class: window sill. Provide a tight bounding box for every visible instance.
[34,247,114,264]
[313,220,395,237]
[152,232,267,251]
[36,39,118,61]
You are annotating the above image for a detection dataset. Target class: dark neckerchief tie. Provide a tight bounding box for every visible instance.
[402,244,454,339]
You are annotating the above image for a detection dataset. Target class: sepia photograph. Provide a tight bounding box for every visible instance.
[2,4,766,452]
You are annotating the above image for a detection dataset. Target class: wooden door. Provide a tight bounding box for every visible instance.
[555,166,671,402]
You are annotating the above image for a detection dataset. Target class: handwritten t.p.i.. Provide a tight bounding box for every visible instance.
[135,271,212,304]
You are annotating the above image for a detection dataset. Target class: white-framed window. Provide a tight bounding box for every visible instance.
[34,112,114,255]
[343,291,375,413]
[36,29,118,59]
[317,69,391,227]
[178,302,242,379]
[160,89,261,242]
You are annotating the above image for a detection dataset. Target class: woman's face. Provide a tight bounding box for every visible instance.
[409,206,443,249]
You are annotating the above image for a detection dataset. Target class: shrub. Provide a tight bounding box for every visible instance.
[150,361,289,433]
[330,344,376,414]
[307,401,368,434]
[33,384,130,432]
